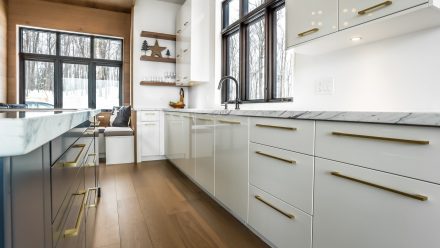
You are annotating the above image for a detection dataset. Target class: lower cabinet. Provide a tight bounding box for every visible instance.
[313,158,440,248]
[248,185,312,248]
[194,115,215,195]
[215,116,249,221]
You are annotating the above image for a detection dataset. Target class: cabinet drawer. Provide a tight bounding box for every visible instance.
[139,111,159,122]
[250,142,314,214]
[339,0,428,30]
[250,117,314,155]
[315,121,440,184]
[249,186,312,248]
[51,127,87,164]
[53,166,86,248]
[313,158,440,248]
[52,136,93,222]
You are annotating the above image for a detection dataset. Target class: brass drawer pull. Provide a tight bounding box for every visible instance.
[331,131,429,145]
[331,171,428,201]
[256,124,297,131]
[255,151,296,164]
[298,28,319,37]
[63,144,86,167]
[197,117,212,121]
[255,195,295,219]
[184,21,189,26]
[86,153,97,167]
[87,187,100,208]
[358,1,393,15]
[64,190,88,238]
[218,120,241,125]
[183,49,188,53]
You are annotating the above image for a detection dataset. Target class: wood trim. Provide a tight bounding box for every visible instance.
[140,31,176,41]
[140,55,176,63]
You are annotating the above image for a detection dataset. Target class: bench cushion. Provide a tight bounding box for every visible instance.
[104,127,133,137]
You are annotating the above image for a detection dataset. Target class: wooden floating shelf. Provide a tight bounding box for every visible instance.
[140,81,187,87]
[140,55,176,63]
[141,31,176,41]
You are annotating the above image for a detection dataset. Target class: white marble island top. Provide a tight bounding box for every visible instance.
[163,109,440,127]
[0,109,101,157]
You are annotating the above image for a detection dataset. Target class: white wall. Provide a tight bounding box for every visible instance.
[189,5,440,112]
[133,0,188,109]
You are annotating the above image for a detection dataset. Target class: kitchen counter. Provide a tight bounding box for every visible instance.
[163,109,440,127]
[0,109,101,156]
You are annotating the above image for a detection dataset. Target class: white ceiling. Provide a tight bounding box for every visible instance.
[155,0,186,5]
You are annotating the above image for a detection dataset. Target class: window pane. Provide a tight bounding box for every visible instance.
[62,63,89,109]
[274,7,294,99]
[94,38,123,61]
[248,18,265,100]
[247,0,264,13]
[227,32,240,101]
[24,61,55,108]
[60,34,91,58]
[21,29,56,55]
[224,0,240,27]
[96,66,120,109]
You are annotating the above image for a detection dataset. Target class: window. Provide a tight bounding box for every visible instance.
[19,27,123,109]
[222,0,294,103]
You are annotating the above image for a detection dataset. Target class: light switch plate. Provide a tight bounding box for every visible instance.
[315,77,335,95]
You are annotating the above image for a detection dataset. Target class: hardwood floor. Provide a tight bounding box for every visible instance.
[92,160,269,248]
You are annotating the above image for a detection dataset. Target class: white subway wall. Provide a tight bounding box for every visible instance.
[133,0,188,109]
[190,15,440,112]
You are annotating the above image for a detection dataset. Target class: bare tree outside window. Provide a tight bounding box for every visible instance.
[248,18,265,100]
[60,34,91,58]
[62,63,89,109]
[247,0,264,13]
[24,61,54,107]
[227,32,240,101]
[95,38,122,61]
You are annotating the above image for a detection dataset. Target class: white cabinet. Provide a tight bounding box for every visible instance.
[215,116,249,222]
[194,114,215,195]
[137,111,163,162]
[286,0,338,47]
[339,0,428,29]
[175,0,214,86]
[313,158,440,248]
[249,185,313,248]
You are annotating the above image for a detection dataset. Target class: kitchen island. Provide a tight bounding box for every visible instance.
[0,109,100,248]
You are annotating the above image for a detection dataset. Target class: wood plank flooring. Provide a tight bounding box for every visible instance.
[92,160,269,248]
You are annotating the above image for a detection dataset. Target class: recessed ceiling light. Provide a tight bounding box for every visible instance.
[351,36,362,42]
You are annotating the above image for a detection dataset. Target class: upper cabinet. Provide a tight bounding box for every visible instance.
[339,0,428,29]
[286,0,338,46]
[287,0,440,54]
[176,0,214,86]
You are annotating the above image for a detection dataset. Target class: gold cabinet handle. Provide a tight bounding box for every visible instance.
[184,21,189,26]
[218,120,241,125]
[255,124,297,131]
[64,190,88,238]
[197,117,212,121]
[87,187,100,208]
[63,144,86,167]
[86,153,97,167]
[183,49,188,53]
[331,131,429,145]
[358,1,393,15]
[255,151,296,164]
[255,195,295,219]
[298,28,319,37]
[177,29,182,34]
[330,171,428,201]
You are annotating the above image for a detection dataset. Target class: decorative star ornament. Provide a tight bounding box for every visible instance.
[150,40,166,58]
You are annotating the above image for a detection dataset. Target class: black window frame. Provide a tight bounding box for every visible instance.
[19,27,123,109]
[221,0,292,104]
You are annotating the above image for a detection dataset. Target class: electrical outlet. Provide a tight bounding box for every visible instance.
[315,77,335,95]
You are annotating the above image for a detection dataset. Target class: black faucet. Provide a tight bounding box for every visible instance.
[217,76,240,110]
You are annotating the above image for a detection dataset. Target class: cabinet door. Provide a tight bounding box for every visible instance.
[286,0,338,47]
[339,0,428,30]
[178,115,195,178]
[194,115,215,195]
[140,122,160,157]
[215,116,249,221]
[313,158,440,248]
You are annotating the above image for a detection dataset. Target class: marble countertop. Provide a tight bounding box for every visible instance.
[163,109,440,127]
[0,109,101,157]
